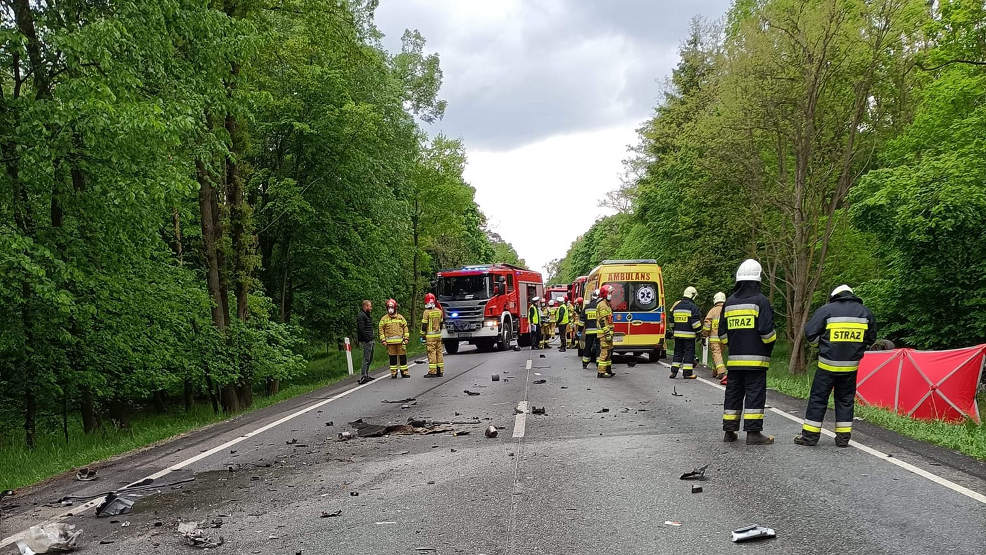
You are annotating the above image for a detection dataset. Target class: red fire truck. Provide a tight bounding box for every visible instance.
[435,264,544,353]
[545,284,569,304]
[569,276,588,303]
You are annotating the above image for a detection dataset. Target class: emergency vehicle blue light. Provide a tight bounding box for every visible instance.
[451,312,459,318]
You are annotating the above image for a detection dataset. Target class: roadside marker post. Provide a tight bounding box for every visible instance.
[344,337,354,375]
[702,339,708,366]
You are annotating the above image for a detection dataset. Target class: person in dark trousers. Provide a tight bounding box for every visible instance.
[669,286,703,379]
[582,290,601,369]
[528,297,541,350]
[356,300,376,384]
[795,285,876,447]
[717,259,777,445]
[556,297,569,352]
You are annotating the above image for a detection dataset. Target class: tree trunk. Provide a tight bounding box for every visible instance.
[197,161,227,330]
[183,379,194,413]
[80,388,99,433]
[410,200,420,331]
[24,375,36,449]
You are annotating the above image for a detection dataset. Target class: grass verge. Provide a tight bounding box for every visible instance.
[0,343,425,492]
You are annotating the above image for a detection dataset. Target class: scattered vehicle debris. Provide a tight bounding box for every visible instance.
[338,431,354,440]
[381,398,416,404]
[532,379,547,384]
[596,408,609,413]
[452,430,470,436]
[671,386,683,397]
[177,521,224,549]
[485,425,499,438]
[75,468,97,481]
[531,406,546,415]
[560,386,568,389]
[492,374,500,381]
[512,346,521,351]
[680,464,709,481]
[619,407,630,413]
[95,493,134,518]
[663,520,682,527]
[325,421,334,427]
[389,450,410,456]
[15,523,81,554]
[286,438,298,445]
[731,524,776,543]
[691,485,703,493]
[401,404,411,409]
[350,492,359,497]
[464,390,481,396]
[539,354,545,358]
[320,510,342,518]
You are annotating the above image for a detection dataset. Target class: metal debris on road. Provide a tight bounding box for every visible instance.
[325,421,334,427]
[177,521,224,549]
[464,390,481,396]
[671,386,683,397]
[691,485,703,494]
[381,398,416,404]
[619,407,630,413]
[663,521,683,527]
[374,521,396,525]
[485,425,499,438]
[15,523,82,554]
[95,493,134,517]
[531,406,546,415]
[680,464,709,481]
[320,510,342,518]
[731,524,776,543]
[350,491,359,496]
[596,408,609,413]
[492,374,500,381]
[338,431,354,440]
[286,438,298,445]
[75,468,97,481]
[389,450,410,456]
[532,379,547,384]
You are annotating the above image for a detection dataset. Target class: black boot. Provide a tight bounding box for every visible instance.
[746,432,774,445]
[793,434,818,446]
[723,431,738,443]
[835,433,851,448]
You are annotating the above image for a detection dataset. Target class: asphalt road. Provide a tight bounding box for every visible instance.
[3,340,985,554]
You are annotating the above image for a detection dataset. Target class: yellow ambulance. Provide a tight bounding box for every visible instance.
[585,259,666,362]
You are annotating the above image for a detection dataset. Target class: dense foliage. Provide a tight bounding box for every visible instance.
[0,0,518,448]
[551,0,986,370]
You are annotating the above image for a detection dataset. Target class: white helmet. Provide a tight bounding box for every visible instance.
[735,259,762,282]
[531,296,540,303]
[683,286,698,300]
[548,299,555,306]
[830,284,853,298]
[713,291,726,304]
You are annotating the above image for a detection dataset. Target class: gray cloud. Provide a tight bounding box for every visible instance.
[374,0,732,150]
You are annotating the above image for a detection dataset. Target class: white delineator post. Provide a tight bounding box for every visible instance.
[702,339,709,366]
[344,337,354,375]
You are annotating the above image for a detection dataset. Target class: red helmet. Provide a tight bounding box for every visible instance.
[562,295,569,302]
[386,298,398,310]
[424,293,436,305]
[575,296,584,305]
[599,284,614,300]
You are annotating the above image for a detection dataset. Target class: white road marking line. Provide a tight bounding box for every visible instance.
[671,361,986,505]
[525,359,532,370]
[513,414,527,438]
[0,372,388,548]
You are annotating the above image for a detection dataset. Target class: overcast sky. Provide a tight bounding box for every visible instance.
[374,0,733,275]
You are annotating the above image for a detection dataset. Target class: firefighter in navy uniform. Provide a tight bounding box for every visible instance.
[795,285,876,447]
[595,284,615,378]
[528,297,541,350]
[582,290,601,369]
[717,259,776,445]
[669,286,703,379]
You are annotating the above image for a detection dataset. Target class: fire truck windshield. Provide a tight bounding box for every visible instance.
[437,275,491,301]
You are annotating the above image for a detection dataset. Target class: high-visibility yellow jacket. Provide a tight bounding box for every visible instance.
[548,306,558,323]
[703,303,724,341]
[568,303,579,326]
[379,313,409,344]
[596,300,613,336]
[420,308,443,340]
[528,304,540,324]
[556,303,569,325]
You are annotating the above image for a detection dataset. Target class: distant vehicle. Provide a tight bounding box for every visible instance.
[545,284,569,304]
[569,276,588,305]
[435,264,544,353]
[585,259,666,362]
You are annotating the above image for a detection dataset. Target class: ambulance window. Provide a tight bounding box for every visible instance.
[630,282,659,311]
[507,275,514,292]
[604,283,629,312]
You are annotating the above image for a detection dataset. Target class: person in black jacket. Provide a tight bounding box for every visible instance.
[669,286,703,379]
[795,285,877,448]
[717,259,777,445]
[356,300,376,384]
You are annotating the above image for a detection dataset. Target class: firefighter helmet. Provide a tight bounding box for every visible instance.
[530,296,540,303]
[562,295,569,303]
[386,298,398,310]
[424,292,436,307]
[684,286,698,299]
[735,259,763,282]
[713,291,726,304]
[830,284,853,299]
[548,299,555,306]
[575,296,584,305]
[599,284,614,300]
